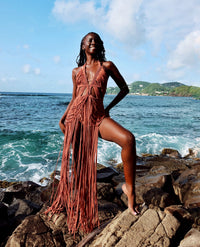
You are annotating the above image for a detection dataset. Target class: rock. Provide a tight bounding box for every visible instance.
[161,148,182,158]
[98,200,122,223]
[0,180,18,188]
[97,182,115,201]
[164,205,192,222]
[97,167,119,182]
[184,148,200,160]
[8,198,41,218]
[141,155,188,172]
[173,165,200,207]
[111,173,125,185]
[0,202,9,245]
[1,181,45,206]
[143,188,174,208]
[0,201,8,219]
[90,207,180,247]
[137,173,169,188]
[5,181,41,193]
[5,214,66,247]
[3,154,200,246]
[179,228,200,247]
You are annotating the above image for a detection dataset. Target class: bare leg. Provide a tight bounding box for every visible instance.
[99,117,139,215]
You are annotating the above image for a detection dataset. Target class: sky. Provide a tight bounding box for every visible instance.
[1,0,200,93]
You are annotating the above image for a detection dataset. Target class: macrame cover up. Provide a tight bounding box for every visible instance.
[45,63,109,234]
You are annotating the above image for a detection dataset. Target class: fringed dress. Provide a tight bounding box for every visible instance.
[46,62,109,234]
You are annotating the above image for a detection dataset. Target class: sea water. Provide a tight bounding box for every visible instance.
[1,92,200,183]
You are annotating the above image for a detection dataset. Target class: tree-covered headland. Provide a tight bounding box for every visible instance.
[106,81,200,99]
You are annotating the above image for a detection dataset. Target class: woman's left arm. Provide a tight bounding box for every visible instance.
[104,61,129,116]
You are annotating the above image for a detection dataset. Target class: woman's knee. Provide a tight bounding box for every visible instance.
[122,131,135,148]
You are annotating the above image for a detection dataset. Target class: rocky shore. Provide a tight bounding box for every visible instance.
[1,148,200,246]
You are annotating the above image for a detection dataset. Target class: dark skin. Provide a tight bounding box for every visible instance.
[59,33,139,215]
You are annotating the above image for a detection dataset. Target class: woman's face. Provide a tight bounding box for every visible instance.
[82,33,101,55]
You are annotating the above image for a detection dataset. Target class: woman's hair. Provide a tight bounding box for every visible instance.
[76,32,106,66]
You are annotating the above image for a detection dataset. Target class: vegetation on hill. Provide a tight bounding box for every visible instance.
[106,81,200,99]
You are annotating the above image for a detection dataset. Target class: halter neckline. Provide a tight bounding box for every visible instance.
[83,61,102,85]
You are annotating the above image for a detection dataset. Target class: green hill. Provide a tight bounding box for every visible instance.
[142,83,169,95]
[170,85,200,99]
[162,82,184,88]
[106,81,200,99]
[129,81,150,94]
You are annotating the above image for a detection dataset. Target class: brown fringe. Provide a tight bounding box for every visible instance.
[45,62,108,234]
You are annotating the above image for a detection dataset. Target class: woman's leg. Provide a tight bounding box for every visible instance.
[99,117,139,215]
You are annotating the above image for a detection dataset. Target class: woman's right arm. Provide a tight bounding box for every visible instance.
[59,68,78,134]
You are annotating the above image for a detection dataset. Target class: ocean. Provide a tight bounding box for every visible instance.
[1,92,200,184]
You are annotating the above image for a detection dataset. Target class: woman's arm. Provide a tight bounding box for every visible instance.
[104,61,129,116]
[59,68,78,134]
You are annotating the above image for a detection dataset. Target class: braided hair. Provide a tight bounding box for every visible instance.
[76,32,106,67]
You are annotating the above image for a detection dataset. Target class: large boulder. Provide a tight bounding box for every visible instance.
[179,228,200,247]
[173,165,200,207]
[5,214,66,247]
[90,207,180,247]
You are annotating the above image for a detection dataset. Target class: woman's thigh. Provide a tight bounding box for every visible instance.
[98,117,135,147]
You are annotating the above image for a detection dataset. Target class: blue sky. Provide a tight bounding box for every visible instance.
[1,0,200,93]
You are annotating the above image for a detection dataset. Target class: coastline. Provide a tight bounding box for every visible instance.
[1,148,200,246]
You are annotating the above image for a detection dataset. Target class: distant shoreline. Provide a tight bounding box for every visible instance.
[106,81,200,99]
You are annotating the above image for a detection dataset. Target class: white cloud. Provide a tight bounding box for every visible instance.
[104,0,144,45]
[22,64,41,75]
[53,55,61,64]
[142,0,200,51]
[52,0,200,50]
[1,76,17,82]
[52,0,200,83]
[167,31,200,74]
[23,64,31,74]
[52,0,144,46]
[34,68,41,75]
[52,0,97,23]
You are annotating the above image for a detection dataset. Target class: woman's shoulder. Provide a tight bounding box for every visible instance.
[72,66,83,78]
[102,61,115,69]
[72,66,82,74]
[102,61,118,74]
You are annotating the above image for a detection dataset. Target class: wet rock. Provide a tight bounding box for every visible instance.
[161,148,182,158]
[97,166,119,182]
[184,148,200,160]
[0,180,18,188]
[179,228,200,247]
[1,181,45,206]
[90,207,180,247]
[5,181,41,193]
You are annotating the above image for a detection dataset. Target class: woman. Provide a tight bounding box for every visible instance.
[46,32,139,234]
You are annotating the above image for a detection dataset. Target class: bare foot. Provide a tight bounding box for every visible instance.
[122,183,139,216]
